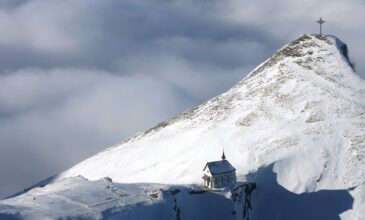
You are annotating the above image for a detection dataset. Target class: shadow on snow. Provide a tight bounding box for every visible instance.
[249,163,354,220]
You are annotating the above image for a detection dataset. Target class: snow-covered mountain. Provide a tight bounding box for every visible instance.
[1,34,364,219]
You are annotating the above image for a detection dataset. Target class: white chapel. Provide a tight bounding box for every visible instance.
[202,151,237,189]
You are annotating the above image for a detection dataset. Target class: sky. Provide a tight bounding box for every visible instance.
[0,0,364,199]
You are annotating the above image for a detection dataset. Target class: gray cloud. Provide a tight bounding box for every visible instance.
[0,0,278,71]
[0,0,25,9]
[0,68,193,197]
[0,0,364,198]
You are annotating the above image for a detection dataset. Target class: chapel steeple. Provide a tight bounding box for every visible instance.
[221,149,226,160]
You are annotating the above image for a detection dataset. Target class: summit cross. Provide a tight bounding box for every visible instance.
[316,17,325,35]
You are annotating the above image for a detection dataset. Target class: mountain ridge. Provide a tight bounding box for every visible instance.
[112,34,361,148]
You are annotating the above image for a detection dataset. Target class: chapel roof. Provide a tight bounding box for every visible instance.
[203,160,236,175]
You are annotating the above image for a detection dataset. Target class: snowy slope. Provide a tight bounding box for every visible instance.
[0,176,247,220]
[1,34,364,219]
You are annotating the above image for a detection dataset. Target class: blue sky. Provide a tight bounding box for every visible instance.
[0,0,364,198]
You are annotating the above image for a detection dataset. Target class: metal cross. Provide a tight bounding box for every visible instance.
[316,17,325,35]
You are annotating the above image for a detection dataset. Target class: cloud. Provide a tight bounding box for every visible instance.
[0,0,364,198]
[0,0,279,71]
[0,68,193,197]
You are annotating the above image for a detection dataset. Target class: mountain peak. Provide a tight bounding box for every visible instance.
[247,34,355,80]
